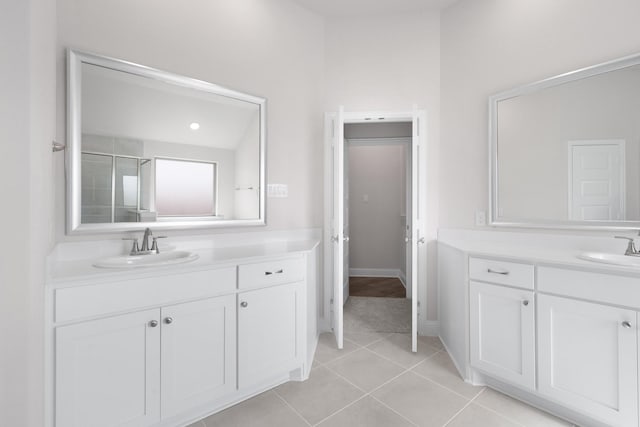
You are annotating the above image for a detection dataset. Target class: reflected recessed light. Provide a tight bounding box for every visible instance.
[190,122,200,130]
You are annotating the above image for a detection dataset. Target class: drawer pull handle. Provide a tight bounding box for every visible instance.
[622,321,632,329]
[265,269,284,276]
[164,317,173,325]
[240,301,248,308]
[487,268,509,275]
[149,320,158,328]
[522,300,529,306]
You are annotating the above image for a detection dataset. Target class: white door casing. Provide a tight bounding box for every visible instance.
[568,140,625,221]
[325,108,427,353]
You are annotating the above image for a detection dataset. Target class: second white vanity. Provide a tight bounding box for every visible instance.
[439,229,640,427]
[46,235,320,427]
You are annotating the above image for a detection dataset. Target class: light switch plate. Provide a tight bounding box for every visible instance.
[267,184,288,198]
[475,210,486,226]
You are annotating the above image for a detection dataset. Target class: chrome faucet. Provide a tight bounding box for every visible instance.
[123,228,167,255]
[615,232,640,256]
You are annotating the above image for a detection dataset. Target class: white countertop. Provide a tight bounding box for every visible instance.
[49,239,320,285]
[438,229,640,277]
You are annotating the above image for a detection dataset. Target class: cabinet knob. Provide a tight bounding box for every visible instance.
[522,300,529,306]
[164,317,174,324]
[240,301,248,308]
[622,321,632,329]
[149,320,158,328]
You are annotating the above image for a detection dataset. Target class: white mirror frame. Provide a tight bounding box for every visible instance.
[67,49,266,234]
[489,52,640,231]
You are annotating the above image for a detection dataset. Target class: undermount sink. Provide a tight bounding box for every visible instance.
[577,252,640,268]
[93,250,199,269]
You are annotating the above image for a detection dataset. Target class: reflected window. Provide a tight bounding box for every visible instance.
[155,158,217,217]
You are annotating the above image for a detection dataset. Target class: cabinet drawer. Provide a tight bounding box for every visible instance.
[55,267,236,323]
[238,256,305,290]
[469,257,534,289]
[538,266,640,309]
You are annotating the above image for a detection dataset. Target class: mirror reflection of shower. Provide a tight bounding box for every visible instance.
[81,151,152,224]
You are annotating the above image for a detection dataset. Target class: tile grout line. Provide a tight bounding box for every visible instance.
[272,389,314,427]
[317,361,419,427]
[441,385,488,426]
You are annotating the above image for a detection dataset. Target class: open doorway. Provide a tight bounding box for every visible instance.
[344,122,412,334]
[324,108,427,352]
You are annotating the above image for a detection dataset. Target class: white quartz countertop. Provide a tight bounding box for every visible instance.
[48,239,320,285]
[438,231,640,277]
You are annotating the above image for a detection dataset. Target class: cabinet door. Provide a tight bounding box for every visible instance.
[470,281,535,390]
[161,295,236,419]
[56,309,161,427]
[238,282,302,388]
[538,295,638,426]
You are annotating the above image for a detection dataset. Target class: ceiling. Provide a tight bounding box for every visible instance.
[291,0,460,17]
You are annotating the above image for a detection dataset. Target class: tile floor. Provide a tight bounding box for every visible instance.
[188,332,576,427]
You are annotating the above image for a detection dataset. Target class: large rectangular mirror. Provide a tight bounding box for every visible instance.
[490,53,640,230]
[67,50,266,233]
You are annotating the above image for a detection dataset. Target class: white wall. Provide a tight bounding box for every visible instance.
[0,0,55,426]
[440,0,640,229]
[325,11,441,321]
[56,0,325,240]
[348,143,406,272]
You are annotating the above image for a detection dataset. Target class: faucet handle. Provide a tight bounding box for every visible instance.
[151,236,167,254]
[615,236,637,256]
[122,237,140,255]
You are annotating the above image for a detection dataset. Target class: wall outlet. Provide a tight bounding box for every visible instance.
[475,210,486,226]
[267,184,288,198]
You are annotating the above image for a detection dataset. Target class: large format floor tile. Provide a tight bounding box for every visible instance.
[367,333,440,368]
[316,396,414,427]
[326,347,405,392]
[445,403,520,427]
[200,391,307,427]
[274,365,364,425]
[474,388,573,426]
[371,371,469,427]
[411,351,484,399]
[313,333,360,364]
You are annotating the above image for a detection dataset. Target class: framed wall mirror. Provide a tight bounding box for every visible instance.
[67,50,266,233]
[490,53,640,230]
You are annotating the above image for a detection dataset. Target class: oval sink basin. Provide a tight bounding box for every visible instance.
[578,252,640,268]
[93,251,199,269]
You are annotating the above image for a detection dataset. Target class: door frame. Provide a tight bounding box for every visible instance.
[323,109,428,350]
[567,139,626,220]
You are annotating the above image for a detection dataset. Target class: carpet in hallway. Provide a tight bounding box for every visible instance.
[344,296,411,333]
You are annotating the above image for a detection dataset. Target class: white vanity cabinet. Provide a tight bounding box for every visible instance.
[55,295,236,427]
[538,294,638,426]
[238,282,302,388]
[49,247,317,427]
[160,295,236,419]
[56,309,161,427]
[468,257,536,390]
[469,281,535,390]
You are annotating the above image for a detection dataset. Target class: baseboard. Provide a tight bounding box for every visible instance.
[420,320,440,337]
[398,271,406,288]
[349,268,404,279]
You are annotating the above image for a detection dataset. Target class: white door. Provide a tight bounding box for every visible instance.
[331,106,346,349]
[470,282,536,390]
[568,140,625,220]
[238,282,302,388]
[410,108,425,352]
[56,309,161,427]
[160,295,236,418]
[538,295,638,426]
[327,109,425,352]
